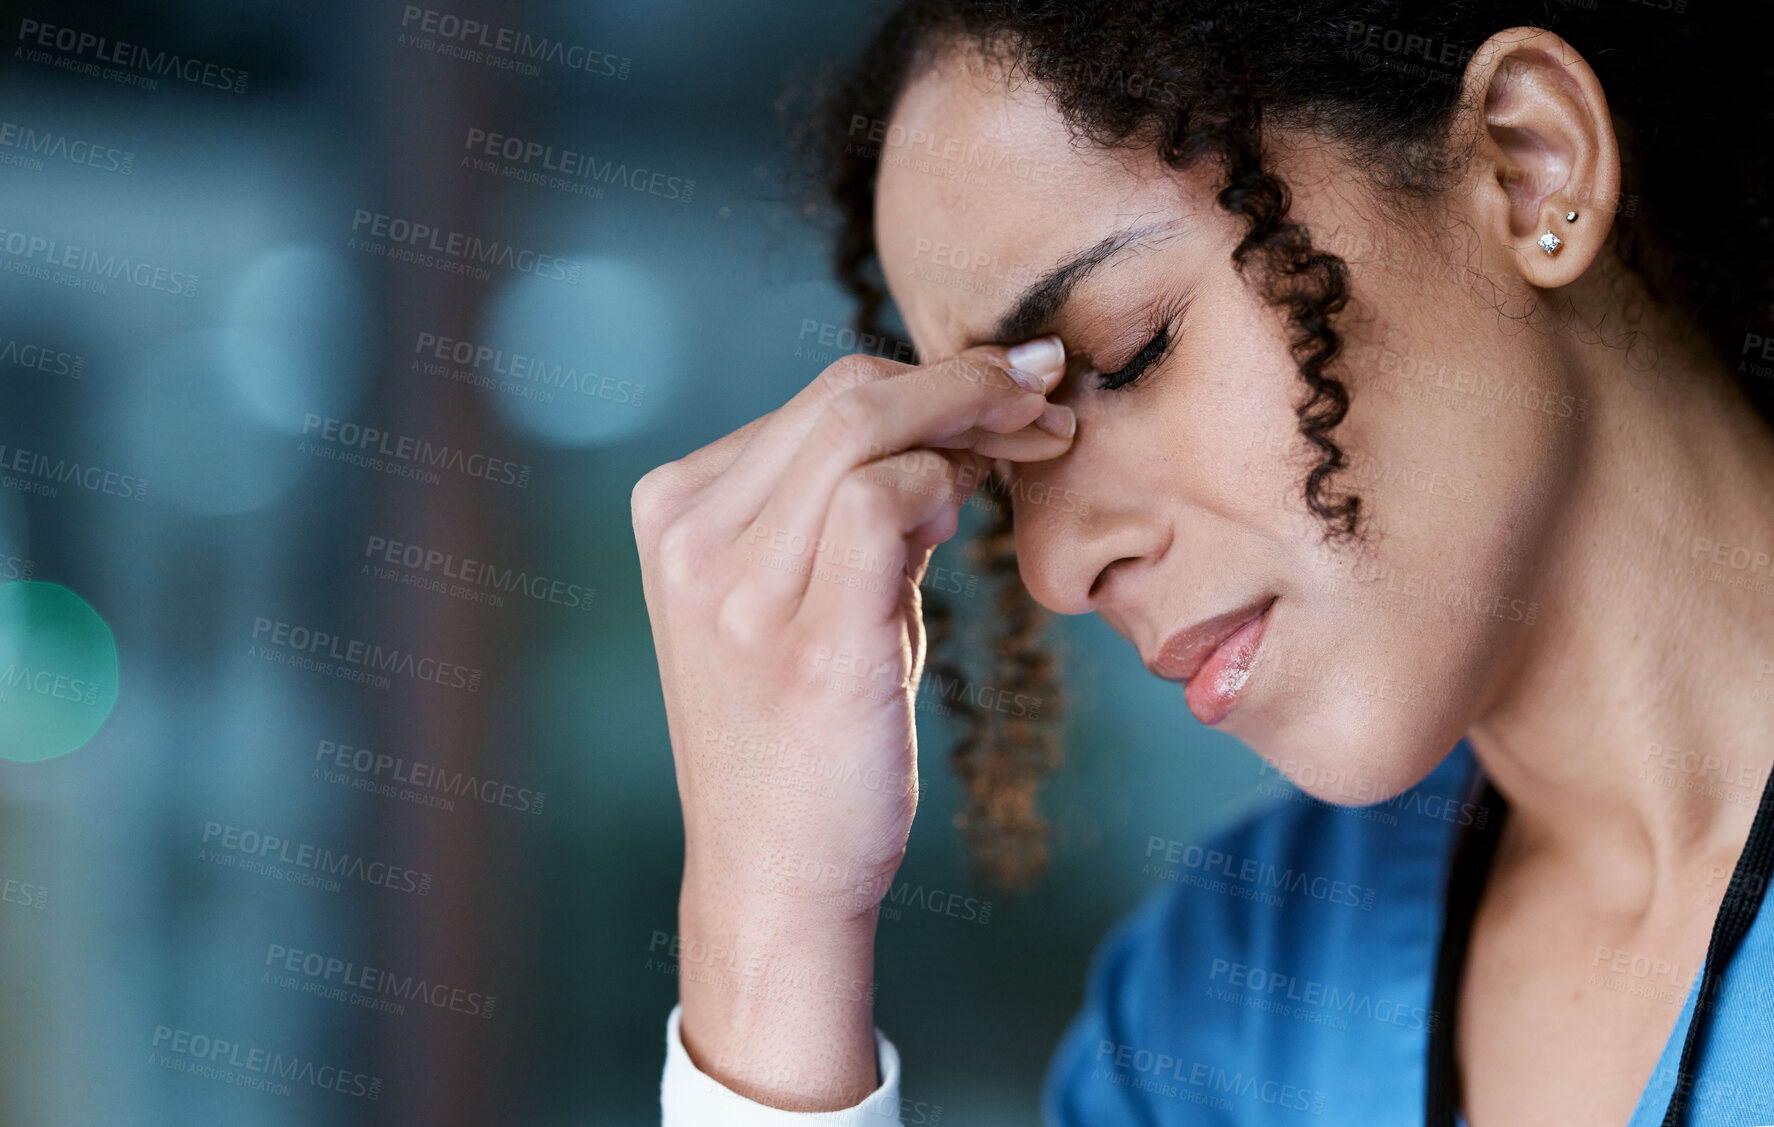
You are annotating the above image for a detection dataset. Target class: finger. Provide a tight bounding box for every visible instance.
[794,455,977,682]
[734,337,1070,610]
[677,356,900,519]
[902,450,993,549]
[692,336,1068,534]
[929,404,1076,459]
[656,352,893,500]
[833,446,990,550]
[667,411,777,493]
[730,445,980,632]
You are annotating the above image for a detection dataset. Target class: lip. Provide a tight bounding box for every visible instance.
[1147,596,1276,726]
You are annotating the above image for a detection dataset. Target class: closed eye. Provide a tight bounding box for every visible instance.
[1095,324,1172,392]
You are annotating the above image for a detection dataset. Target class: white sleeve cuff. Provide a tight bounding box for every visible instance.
[661,1003,904,1126]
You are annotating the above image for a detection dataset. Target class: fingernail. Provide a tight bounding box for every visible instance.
[1006,335,1066,393]
[1034,401,1075,438]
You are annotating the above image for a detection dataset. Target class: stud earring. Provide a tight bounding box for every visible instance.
[1537,230,1562,255]
[1565,210,1578,222]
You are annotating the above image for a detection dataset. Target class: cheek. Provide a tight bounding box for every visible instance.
[1232,420,1569,798]
[1174,298,1334,531]
[1208,298,1569,794]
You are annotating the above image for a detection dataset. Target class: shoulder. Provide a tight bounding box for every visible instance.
[1041,743,1485,1126]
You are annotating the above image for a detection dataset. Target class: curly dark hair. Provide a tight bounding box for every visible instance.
[794,0,1774,889]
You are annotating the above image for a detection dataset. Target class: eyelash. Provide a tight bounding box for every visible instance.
[1094,323,1173,392]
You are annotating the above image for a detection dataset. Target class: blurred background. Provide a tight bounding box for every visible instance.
[0,1,1275,1123]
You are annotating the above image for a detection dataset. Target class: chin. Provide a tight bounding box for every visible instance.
[1228,666,1469,808]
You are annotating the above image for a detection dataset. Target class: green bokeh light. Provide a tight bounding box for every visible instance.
[0,581,120,763]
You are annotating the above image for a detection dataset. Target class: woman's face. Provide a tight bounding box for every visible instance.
[873,47,1588,803]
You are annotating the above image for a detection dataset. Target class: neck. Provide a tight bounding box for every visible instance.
[1467,328,1774,920]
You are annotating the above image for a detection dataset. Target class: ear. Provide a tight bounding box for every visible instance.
[1457,27,1622,289]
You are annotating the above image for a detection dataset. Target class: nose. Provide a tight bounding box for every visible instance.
[999,455,1170,616]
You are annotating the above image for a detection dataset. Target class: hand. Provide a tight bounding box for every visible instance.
[632,334,1071,1109]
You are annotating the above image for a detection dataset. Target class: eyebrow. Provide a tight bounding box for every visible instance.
[984,222,1177,345]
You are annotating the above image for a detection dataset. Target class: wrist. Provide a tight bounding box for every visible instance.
[674,866,885,1111]
[685,839,905,925]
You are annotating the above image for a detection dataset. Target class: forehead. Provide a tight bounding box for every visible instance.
[871,46,1205,358]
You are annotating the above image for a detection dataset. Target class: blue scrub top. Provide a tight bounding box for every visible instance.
[1041,740,1774,1124]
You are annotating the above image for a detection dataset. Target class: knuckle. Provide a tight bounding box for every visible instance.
[910,504,962,549]
[653,517,709,589]
[832,467,900,522]
[631,463,688,542]
[714,588,775,651]
[818,353,889,393]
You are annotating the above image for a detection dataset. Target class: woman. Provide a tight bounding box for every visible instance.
[633,1,1774,1123]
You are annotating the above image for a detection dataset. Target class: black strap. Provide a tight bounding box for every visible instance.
[1660,760,1774,1127]
[1424,774,1507,1127]
[1424,759,1774,1127]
